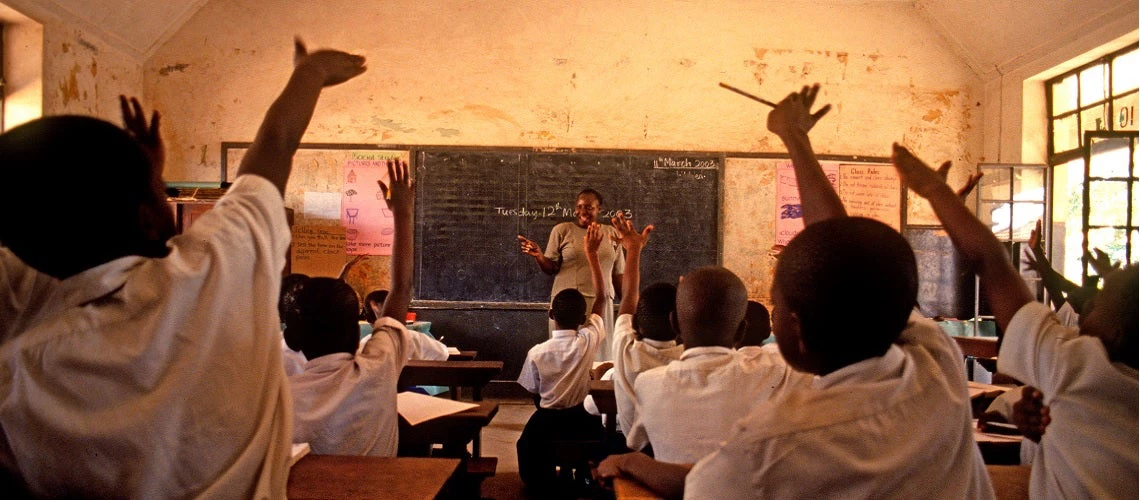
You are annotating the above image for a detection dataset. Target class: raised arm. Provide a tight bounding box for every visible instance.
[584,223,609,318]
[379,160,415,322]
[1025,219,1076,310]
[766,83,841,224]
[891,144,1034,332]
[613,213,654,317]
[236,39,366,194]
[518,235,560,275]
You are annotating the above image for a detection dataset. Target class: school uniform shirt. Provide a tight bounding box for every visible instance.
[282,338,307,376]
[0,174,293,498]
[628,344,808,463]
[998,302,1138,499]
[518,314,605,409]
[289,317,449,456]
[685,312,995,499]
[611,313,683,439]
[545,222,624,359]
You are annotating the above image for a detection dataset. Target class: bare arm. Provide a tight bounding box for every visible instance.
[379,160,415,322]
[1025,220,1076,310]
[336,254,366,280]
[596,452,691,500]
[584,223,609,318]
[236,39,366,194]
[518,235,560,275]
[891,144,1034,333]
[613,213,654,317]
[767,84,841,224]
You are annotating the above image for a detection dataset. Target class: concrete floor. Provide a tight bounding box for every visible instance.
[477,397,534,500]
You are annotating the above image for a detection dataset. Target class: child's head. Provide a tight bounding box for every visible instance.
[736,301,772,348]
[772,217,917,375]
[1079,265,1138,369]
[673,267,748,348]
[279,273,310,350]
[634,282,678,342]
[293,278,361,359]
[360,289,390,323]
[0,116,174,279]
[550,288,587,329]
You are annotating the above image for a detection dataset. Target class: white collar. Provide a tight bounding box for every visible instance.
[813,345,906,390]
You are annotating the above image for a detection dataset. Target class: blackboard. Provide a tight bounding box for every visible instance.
[414,148,722,303]
[904,226,974,319]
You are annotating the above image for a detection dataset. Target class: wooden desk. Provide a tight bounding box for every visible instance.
[447,350,477,361]
[287,455,459,499]
[974,423,1023,465]
[399,400,500,457]
[986,465,1030,500]
[588,380,619,447]
[614,476,662,500]
[399,360,503,401]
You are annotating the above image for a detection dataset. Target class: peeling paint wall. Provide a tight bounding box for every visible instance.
[147,0,984,300]
[42,24,142,120]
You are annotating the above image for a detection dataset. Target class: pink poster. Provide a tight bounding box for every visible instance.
[774,161,840,245]
[341,151,408,255]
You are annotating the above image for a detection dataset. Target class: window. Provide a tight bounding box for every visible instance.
[1046,43,1139,285]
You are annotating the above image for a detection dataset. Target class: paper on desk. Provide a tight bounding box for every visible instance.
[397,391,478,426]
[447,347,461,355]
[289,442,311,467]
[967,381,1011,399]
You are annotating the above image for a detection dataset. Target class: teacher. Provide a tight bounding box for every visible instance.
[517,188,624,360]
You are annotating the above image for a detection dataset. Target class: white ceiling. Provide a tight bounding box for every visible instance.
[3,0,1137,76]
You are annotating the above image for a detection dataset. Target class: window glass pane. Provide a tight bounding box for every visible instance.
[1088,136,1132,177]
[1080,65,1108,107]
[1052,74,1078,115]
[1133,185,1139,228]
[1088,180,1129,226]
[1052,159,1086,284]
[1011,203,1044,241]
[1113,92,1138,131]
[979,167,1012,201]
[1081,103,1109,134]
[1112,49,1140,94]
[1087,227,1128,270]
[1053,115,1079,153]
[982,201,1009,239]
[1131,229,1138,263]
[1013,168,1045,201]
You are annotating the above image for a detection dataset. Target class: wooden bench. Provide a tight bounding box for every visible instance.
[588,379,620,449]
[399,360,503,401]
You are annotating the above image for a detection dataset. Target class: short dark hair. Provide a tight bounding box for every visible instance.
[737,301,772,348]
[577,188,604,206]
[775,217,917,363]
[280,274,310,351]
[360,289,390,323]
[551,288,587,329]
[293,278,361,359]
[634,282,677,341]
[0,116,168,278]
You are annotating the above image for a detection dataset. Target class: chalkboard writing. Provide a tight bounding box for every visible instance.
[415,149,722,303]
[904,227,974,319]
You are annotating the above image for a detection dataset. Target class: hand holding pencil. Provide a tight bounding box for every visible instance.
[765,83,832,137]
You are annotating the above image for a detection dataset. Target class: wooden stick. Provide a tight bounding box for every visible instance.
[718,82,777,108]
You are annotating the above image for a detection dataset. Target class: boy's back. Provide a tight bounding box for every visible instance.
[518,314,605,409]
[686,312,990,499]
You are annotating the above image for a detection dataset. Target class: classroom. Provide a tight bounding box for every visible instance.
[0,0,1136,498]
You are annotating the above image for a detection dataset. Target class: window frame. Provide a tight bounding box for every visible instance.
[1046,43,1139,166]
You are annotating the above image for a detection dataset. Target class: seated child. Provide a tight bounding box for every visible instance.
[288,161,448,457]
[605,214,685,447]
[0,40,365,496]
[893,144,1137,498]
[735,300,772,351]
[627,265,809,464]
[357,289,389,338]
[516,223,609,493]
[280,273,310,375]
[600,84,992,499]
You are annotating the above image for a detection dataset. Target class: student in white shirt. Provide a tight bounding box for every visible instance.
[288,162,448,457]
[893,144,1138,499]
[0,40,365,497]
[516,223,609,494]
[280,273,310,376]
[605,214,684,448]
[734,300,771,352]
[599,84,992,499]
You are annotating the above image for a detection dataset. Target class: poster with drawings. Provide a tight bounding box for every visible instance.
[774,161,900,246]
[775,161,840,245]
[341,151,410,255]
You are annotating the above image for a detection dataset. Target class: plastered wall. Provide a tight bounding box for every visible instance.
[145,0,983,302]
[41,23,143,120]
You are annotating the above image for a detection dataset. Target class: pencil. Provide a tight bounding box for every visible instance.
[718,82,777,108]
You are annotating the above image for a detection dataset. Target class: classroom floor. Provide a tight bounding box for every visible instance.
[478,396,533,500]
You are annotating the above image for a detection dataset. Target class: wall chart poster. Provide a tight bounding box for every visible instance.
[775,161,840,246]
[342,150,410,255]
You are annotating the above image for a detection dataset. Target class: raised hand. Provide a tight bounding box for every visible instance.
[891,143,955,199]
[584,222,603,257]
[378,160,413,214]
[119,95,164,175]
[517,235,543,257]
[610,212,653,253]
[766,83,832,137]
[293,38,367,87]
[1011,386,1050,443]
[935,160,984,200]
[1086,247,1120,276]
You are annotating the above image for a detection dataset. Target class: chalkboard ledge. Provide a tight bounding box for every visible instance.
[411,300,550,311]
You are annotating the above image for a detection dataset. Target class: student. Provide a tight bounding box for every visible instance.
[892,144,1138,498]
[516,223,608,493]
[361,288,390,324]
[0,40,365,496]
[599,84,992,499]
[605,214,685,448]
[280,273,310,375]
[288,161,448,456]
[734,300,772,350]
[625,264,808,464]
